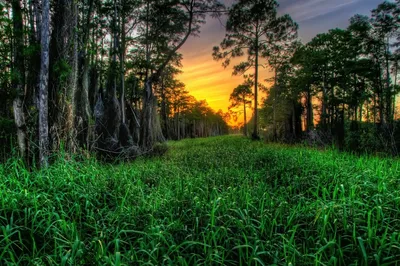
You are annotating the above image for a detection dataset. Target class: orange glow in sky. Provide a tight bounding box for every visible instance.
[177,0,381,125]
[178,16,270,124]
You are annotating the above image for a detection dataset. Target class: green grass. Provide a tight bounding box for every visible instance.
[1,135,400,265]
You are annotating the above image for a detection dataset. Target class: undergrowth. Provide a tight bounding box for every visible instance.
[0,135,400,265]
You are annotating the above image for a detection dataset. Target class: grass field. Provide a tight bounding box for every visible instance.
[1,135,400,265]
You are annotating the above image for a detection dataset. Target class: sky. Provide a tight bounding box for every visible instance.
[178,0,383,121]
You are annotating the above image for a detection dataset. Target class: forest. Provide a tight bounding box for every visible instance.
[1,0,400,265]
[214,0,400,155]
[0,0,230,165]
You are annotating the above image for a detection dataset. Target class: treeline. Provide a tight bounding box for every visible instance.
[0,0,228,164]
[215,0,400,155]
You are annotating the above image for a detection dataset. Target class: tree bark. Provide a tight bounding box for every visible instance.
[39,0,50,167]
[69,0,79,150]
[12,0,27,160]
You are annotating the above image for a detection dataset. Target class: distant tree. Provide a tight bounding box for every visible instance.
[139,0,224,149]
[213,0,295,140]
[371,1,400,124]
[265,22,298,140]
[229,81,253,136]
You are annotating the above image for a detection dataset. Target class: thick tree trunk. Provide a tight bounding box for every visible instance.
[39,0,50,167]
[139,79,165,148]
[12,0,27,159]
[48,0,78,152]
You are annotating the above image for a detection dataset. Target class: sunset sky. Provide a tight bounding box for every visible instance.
[178,0,383,119]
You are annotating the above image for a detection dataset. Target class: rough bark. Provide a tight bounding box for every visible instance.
[67,0,79,151]
[11,0,27,159]
[140,79,165,149]
[39,0,50,167]
[48,0,79,152]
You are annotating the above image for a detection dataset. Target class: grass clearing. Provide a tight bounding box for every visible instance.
[1,135,400,265]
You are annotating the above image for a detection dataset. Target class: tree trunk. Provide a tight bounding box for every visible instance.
[252,39,259,139]
[161,77,169,139]
[26,0,40,108]
[243,98,247,136]
[393,61,398,120]
[306,84,313,132]
[120,14,126,124]
[39,0,50,167]
[322,72,327,129]
[69,0,79,150]
[78,0,94,148]
[48,0,79,152]
[292,101,296,139]
[12,0,27,160]
[139,79,165,148]
[273,69,277,141]
[385,36,392,124]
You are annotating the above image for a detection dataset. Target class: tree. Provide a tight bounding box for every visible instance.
[11,0,27,159]
[264,19,298,140]
[139,0,223,149]
[213,0,295,140]
[49,0,79,152]
[371,1,400,124]
[229,81,253,136]
[39,0,50,166]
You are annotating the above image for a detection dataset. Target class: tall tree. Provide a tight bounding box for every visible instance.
[213,0,294,139]
[11,0,27,159]
[49,0,79,152]
[264,16,298,140]
[39,0,50,166]
[371,1,399,124]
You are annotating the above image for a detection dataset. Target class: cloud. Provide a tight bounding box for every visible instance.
[280,0,362,22]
